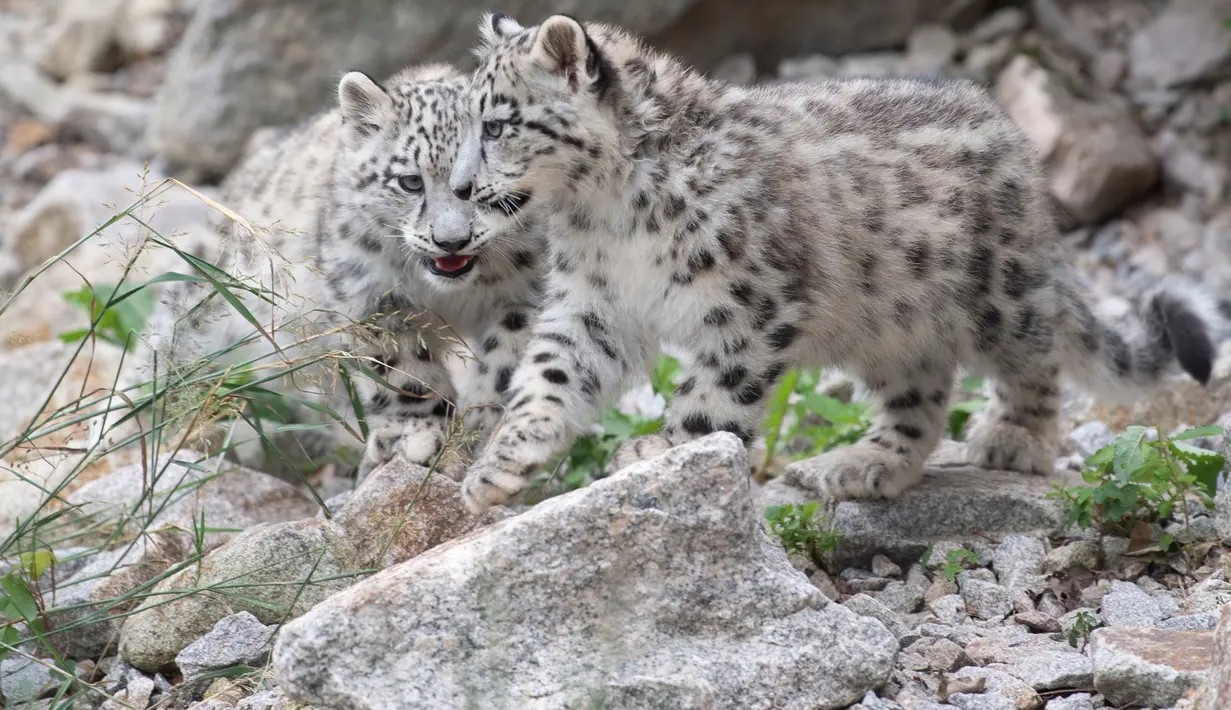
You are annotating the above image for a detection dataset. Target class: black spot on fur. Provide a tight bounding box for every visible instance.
[906,240,931,278]
[767,323,799,350]
[965,245,996,296]
[705,307,733,326]
[681,413,715,436]
[719,365,748,389]
[976,307,1003,351]
[502,311,528,331]
[482,335,500,354]
[542,368,569,385]
[495,367,514,394]
[885,389,922,410]
[677,377,696,396]
[894,423,923,439]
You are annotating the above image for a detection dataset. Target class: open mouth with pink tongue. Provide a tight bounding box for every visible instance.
[426,254,477,278]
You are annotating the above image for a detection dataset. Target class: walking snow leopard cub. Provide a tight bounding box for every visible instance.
[149,63,545,476]
[450,13,1223,513]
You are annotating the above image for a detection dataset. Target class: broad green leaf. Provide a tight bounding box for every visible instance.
[1086,443,1115,468]
[1172,441,1224,495]
[19,550,55,581]
[800,393,864,424]
[1160,533,1175,551]
[1171,425,1224,441]
[0,575,40,622]
[1113,426,1150,482]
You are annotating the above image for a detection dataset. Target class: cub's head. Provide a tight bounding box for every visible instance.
[336,64,530,290]
[450,14,625,232]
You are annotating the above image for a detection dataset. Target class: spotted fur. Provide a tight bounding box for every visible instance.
[148,63,545,476]
[451,15,1223,512]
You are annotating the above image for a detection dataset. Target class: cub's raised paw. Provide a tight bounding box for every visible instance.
[606,434,673,475]
[963,417,1057,475]
[784,443,923,501]
[358,420,446,479]
[461,459,528,514]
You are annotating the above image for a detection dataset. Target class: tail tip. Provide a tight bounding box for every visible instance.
[1159,295,1215,385]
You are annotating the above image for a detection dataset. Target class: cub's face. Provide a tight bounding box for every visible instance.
[450,14,619,236]
[338,66,527,290]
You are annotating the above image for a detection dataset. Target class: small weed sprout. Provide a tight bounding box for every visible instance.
[1067,610,1101,649]
[939,548,980,583]
[764,502,841,566]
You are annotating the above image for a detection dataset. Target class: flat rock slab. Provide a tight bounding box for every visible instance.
[273,433,897,710]
[1090,627,1214,708]
[760,442,1077,566]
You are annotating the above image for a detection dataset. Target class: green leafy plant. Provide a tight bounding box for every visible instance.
[1067,610,1101,649]
[59,281,158,351]
[764,502,841,564]
[760,370,873,475]
[939,548,980,583]
[1049,424,1224,537]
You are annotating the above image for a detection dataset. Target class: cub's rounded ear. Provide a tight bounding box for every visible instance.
[338,71,392,146]
[530,15,597,91]
[480,12,524,44]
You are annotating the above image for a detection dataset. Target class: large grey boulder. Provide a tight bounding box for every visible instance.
[148,0,695,176]
[150,0,984,176]
[273,433,898,709]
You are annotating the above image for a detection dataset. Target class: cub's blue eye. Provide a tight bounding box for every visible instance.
[397,175,424,192]
[483,120,504,139]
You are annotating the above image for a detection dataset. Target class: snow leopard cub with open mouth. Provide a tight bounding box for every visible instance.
[149,63,546,477]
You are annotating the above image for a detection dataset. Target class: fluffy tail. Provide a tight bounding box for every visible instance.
[1055,275,1226,402]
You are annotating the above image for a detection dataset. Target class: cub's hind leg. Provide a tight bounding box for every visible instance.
[963,359,1062,476]
[785,359,954,500]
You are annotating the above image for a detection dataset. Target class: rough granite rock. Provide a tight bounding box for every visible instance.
[762,442,1074,566]
[949,666,1042,710]
[1193,602,1230,710]
[119,456,505,671]
[1100,580,1164,628]
[1089,627,1214,708]
[176,612,275,681]
[899,637,968,672]
[995,55,1156,225]
[1041,694,1092,710]
[273,434,898,710]
[992,536,1047,593]
[960,577,1013,620]
[948,694,1018,710]
[0,657,54,704]
[48,532,193,659]
[1127,0,1231,93]
[66,457,319,551]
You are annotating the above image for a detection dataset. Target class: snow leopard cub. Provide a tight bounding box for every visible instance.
[449,14,1223,513]
[149,63,545,476]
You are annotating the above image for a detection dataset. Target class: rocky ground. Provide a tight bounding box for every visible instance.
[1,0,1231,709]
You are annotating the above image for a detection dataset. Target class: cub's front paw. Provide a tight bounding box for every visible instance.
[461,459,528,514]
[606,434,673,475]
[359,420,445,478]
[784,443,923,501]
